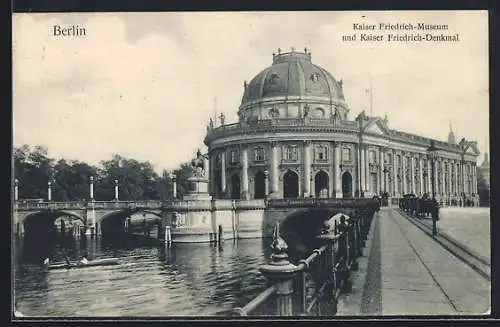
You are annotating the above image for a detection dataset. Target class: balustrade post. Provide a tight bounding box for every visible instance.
[259,224,301,316]
[350,219,359,271]
[316,229,340,314]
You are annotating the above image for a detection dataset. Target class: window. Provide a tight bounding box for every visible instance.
[284,145,298,161]
[315,145,328,161]
[386,153,392,164]
[342,148,351,161]
[369,150,377,164]
[254,147,266,162]
[230,149,239,164]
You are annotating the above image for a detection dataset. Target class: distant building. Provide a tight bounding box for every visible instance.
[204,48,480,202]
[478,152,490,189]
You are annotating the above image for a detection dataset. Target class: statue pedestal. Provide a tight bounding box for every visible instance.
[182,176,212,201]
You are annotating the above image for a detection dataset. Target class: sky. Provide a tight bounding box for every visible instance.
[13,11,489,172]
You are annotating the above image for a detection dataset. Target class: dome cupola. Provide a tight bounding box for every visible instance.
[238,48,349,122]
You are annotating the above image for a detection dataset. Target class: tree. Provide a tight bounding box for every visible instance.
[13,145,197,201]
[14,145,54,199]
[174,163,195,199]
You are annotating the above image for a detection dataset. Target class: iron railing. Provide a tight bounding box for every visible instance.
[230,201,377,316]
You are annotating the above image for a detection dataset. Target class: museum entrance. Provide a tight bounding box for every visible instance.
[254,171,266,199]
[342,172,352,198]
[314,170,329,198]
[231,174,241,199]
[283,170,299,199]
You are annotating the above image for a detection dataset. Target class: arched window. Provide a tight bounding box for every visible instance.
[283,170,299,198]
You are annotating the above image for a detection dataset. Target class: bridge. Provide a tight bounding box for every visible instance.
[230,205,490,316]
[14,198,379,243]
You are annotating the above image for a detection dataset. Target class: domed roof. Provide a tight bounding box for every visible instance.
[241,48,344,106]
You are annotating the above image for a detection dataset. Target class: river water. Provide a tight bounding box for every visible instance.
[13,235,273,317]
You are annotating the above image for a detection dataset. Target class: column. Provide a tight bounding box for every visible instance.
[241,146,249,200]
[461,160,467,196]
[360,144,366,194]
[419,157,424,196]
[402,155,407,195]
[114,179,119,200]
[270,142,279,195]
[264,170,269,197]
[410,155,416,194]
[209,152,216,196]
[392,151,397,196]
[221,150,227,196]
[447,161,452,198]
[357,144,362,195]
[454,161,459,196]
[433,160,439,197]
[303,141,312,197]
[379,148,385,194]
[441,159,445,197]
[334,142,342,197]
[427,159,432,195]
[364,147,369,194]
[446,159,452,200]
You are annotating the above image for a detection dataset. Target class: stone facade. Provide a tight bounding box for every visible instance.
[204,49,480,203]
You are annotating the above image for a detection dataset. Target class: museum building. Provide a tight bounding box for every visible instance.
[203,48,480,202]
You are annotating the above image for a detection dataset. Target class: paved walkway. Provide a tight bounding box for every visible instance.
[426,207,490,263]
[338,208,490,316]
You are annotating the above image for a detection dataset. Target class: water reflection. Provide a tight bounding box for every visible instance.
[14,235,272,317]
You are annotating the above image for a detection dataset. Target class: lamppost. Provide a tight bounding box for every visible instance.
[427,141,438,236]
[89,176,96,236]
[47,180,52,202]
[89,176,94,201]
[171,172,177,199]
[114,179,119,201]
[14,178,19,202]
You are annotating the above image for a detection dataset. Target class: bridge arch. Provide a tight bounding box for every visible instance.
[23,210,86,231]
[277,207,351,261]
[99,208,163,236]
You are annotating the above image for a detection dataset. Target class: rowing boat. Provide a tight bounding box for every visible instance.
[46,258,120,270]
